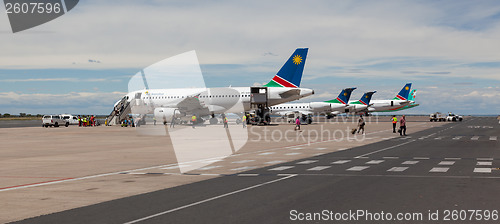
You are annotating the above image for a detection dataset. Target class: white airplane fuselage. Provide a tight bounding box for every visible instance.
[122,86,314,116]
[367,100,410,112]
[269,102,347,116]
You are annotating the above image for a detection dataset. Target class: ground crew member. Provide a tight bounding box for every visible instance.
[153,117,156,126]
[78,115,81,127]
[392,115,398,133]
[242,115,247,128]
[191,114,197,129]
[357,115,365,135]
[223,115,228,128]
[400,115,407,136]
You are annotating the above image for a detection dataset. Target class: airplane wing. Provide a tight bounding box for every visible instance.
[169,94,210,115]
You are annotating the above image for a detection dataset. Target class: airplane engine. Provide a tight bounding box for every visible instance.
[154,108,181,123]
[309,102,330,110]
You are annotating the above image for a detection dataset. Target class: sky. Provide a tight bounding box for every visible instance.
[0,0,499,115]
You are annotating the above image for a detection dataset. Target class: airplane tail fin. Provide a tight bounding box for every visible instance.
[359,91,376,105]
[393,83,412,100]
[325,87,356,104]
[264,48,308,88]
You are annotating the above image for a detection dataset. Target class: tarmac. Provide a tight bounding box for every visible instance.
[0,116,471,223]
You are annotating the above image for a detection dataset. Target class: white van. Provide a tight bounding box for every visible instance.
[42,115,69,127]
[61,114,79,125]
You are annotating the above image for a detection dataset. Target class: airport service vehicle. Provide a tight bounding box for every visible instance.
[446,113,463,122]
[108,48,315,125]
[429,112,446,122]
[362,83,414,113]
[269,87,356,119]
[347,91,377,114]
[61,114,79,125]
[42,115,69,127]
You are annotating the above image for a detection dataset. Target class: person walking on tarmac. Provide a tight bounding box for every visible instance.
[295,117,301,131]
[242,114,247,128]
[399,115,407,136]
[392,115,398,133]
[223,115,228,128]
[357,115,366,135]
[191,114,197,129]
[78,115,82,127]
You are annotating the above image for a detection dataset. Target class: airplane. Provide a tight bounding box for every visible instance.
[269,87,357,119]
[376,89,419,112]
[346,91,377,113]
[109,48,315,125]
[351,83,412,114]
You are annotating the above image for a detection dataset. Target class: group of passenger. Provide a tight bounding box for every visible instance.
[78,115,97,127]
[121,117,135,127]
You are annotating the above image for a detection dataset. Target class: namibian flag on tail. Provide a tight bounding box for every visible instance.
[393,83,412,101]
[359,91,376,105]
[324,87,357,104]
[264,48,308,88]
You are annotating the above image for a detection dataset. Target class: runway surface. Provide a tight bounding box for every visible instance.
[13,117,500,223]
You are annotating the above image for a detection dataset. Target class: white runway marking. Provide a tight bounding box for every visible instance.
[366,160,385,165]
[269,166,294,171]
[476,161,492,166]
[387,167,408,172]
[477,158,494,161]
[231,160,255,164]
[490,136,497,141]
[289,147,303,150]
[285,152,301,156]
[473,168,492,173]
[452,136,463,140]
[296,160,318,165]
[231,166,257,171]
[402,161,419,165]
[438,161,455,166]
[258,152,275,156]
[434,137,443,140]
[264,160,285,164]
[315,147,327,150]
[383,157,399,159]
[347,166,370,171]
[414,157,430,160]
[471,136,480,141]
[331,160,351,164]
[444,158,461,160]
[307,166,331,171]
[237,174,259,177]
[123,174,297,224]
[197,165,222,171]
[429,167,449,173]
[161,164,192,170]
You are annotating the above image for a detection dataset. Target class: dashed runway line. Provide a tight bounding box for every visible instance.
[231,160,255,164]
[490,136,498,141]
[331,160,351,164]
[471,136,480,141]
[269,166,294,171]
[387,167,408,172]
[285,152,301,156]
[477,161,492,166]
[438,161,455,166]
[473,168,492,173]
[429,167,449,173]
[346,166,370,171]
[402,161,419,165]
[366,160,385,165]
[296,160,318,165]
[307,166,331,171]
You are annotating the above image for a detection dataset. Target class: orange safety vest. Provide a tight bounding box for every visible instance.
[392,117,397,124]
[191,116,196,122]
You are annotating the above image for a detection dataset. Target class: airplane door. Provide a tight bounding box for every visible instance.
[391,101,394,106]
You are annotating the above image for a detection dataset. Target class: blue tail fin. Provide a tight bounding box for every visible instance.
[394,83,412,100]
[325,87,357,104]
[264,48,308,88]
[359,91,376,105]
